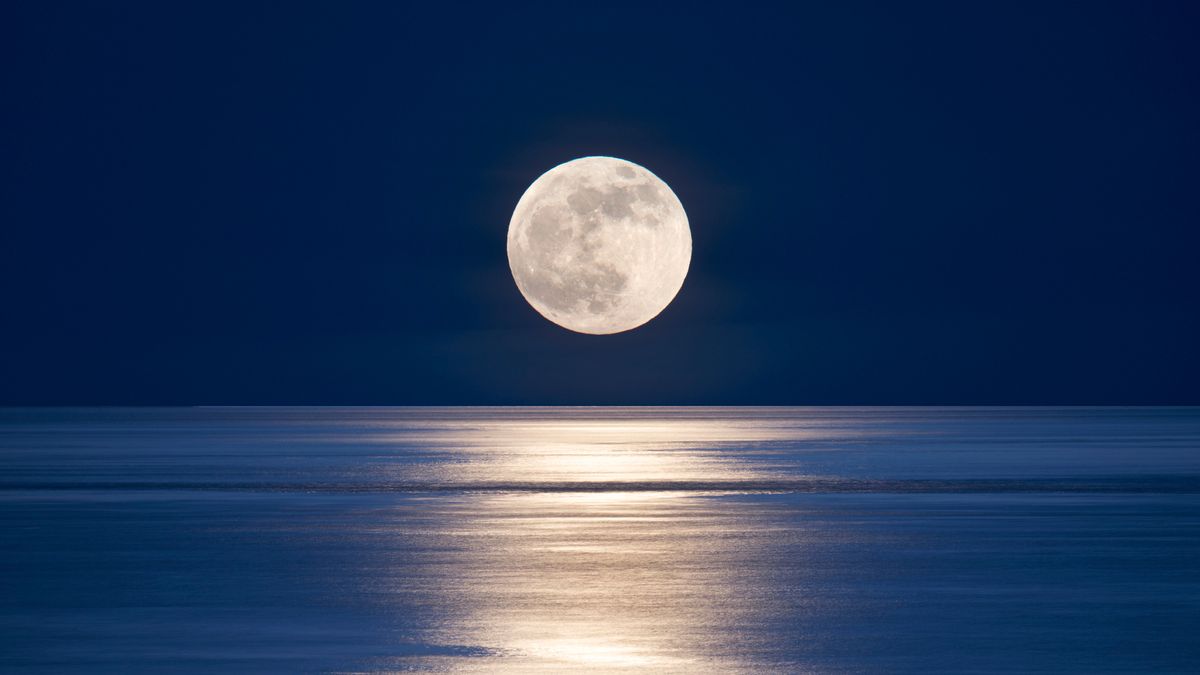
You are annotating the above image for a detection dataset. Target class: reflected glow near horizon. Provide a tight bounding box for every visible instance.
[372,415,826,486]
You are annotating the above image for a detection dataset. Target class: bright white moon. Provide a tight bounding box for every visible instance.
[507,156,691,334]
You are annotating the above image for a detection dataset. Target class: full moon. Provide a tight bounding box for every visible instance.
[507,156,691,334]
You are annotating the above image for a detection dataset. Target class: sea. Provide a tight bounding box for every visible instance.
[1,407,1198,673]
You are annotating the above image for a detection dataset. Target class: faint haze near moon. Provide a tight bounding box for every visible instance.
[507,157,692,335]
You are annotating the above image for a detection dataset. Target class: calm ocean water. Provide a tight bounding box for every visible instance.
[2,407,1198,673]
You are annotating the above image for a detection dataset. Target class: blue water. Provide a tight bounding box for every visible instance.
[2,407,1198,672]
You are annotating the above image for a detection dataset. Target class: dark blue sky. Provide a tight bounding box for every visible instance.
[3,2,1198,404]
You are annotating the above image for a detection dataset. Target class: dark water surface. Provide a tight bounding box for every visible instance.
[2,407,1198,672]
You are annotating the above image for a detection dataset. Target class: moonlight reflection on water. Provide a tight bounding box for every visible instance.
[411,491,771,671]
[363,413,802,671]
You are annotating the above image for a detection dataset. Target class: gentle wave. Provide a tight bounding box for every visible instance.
[3,477,1199,494]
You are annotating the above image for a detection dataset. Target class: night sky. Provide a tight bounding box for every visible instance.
[3,2,1198,405]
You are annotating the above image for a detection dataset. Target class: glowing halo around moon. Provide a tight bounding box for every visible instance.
[506,156,692,334]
